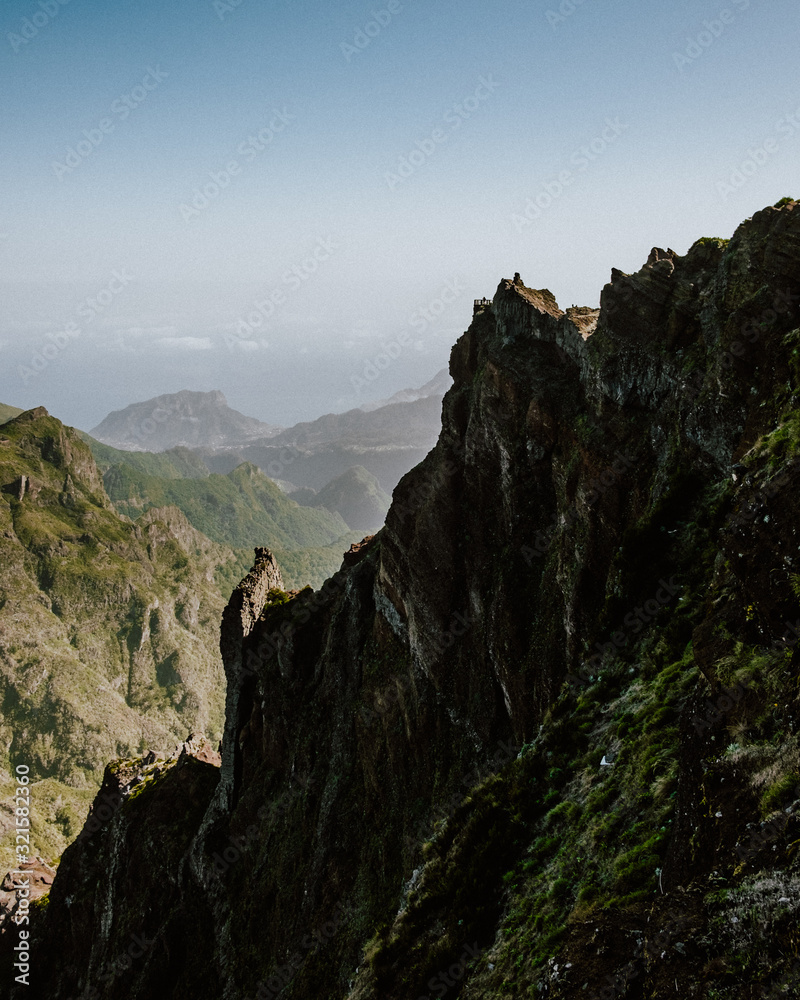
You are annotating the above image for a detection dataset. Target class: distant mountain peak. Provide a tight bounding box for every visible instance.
[295,463,391,533]
[359,367,452,412]
[90,389,282,452]
[173,388,227,404]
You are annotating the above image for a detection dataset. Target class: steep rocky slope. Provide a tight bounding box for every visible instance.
[11,200,800,999]
[0,409,240,872]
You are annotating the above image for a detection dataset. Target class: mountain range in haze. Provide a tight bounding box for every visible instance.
[88,388,282,452]
[87,369,451,501]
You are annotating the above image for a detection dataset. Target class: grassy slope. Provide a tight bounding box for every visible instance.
[0,403,24,424]
[312,464,391,531]
[78,432,212,479]
[102,458,361,589]
[0,411,238,872]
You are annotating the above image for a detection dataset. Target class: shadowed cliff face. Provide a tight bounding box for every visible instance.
[13,201,800,1000]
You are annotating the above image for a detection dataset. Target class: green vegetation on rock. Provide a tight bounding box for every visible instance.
[0,402,24,425]
[103,459,350,549]
[0,408,235,871]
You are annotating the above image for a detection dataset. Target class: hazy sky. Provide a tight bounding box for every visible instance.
[1,0,798,429]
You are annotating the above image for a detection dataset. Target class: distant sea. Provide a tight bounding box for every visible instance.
[0,281,462,430]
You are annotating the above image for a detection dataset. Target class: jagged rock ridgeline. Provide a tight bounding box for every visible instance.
[11,200,800,999]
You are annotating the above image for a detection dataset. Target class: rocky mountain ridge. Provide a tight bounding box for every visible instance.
[101,458,359,590]
[0,408,242,872]
[197,393,445,495]
[8,200,800,999]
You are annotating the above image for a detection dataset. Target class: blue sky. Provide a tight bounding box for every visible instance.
[1,0,798,429]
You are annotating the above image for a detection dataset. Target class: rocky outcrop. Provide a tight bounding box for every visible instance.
[217,547,284,809]
[7,407,107,500]
[1,475,39,501]
[342,534,376,566]
[0,859,55,938]
[16,201,800,999]
[1,737,222,998]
